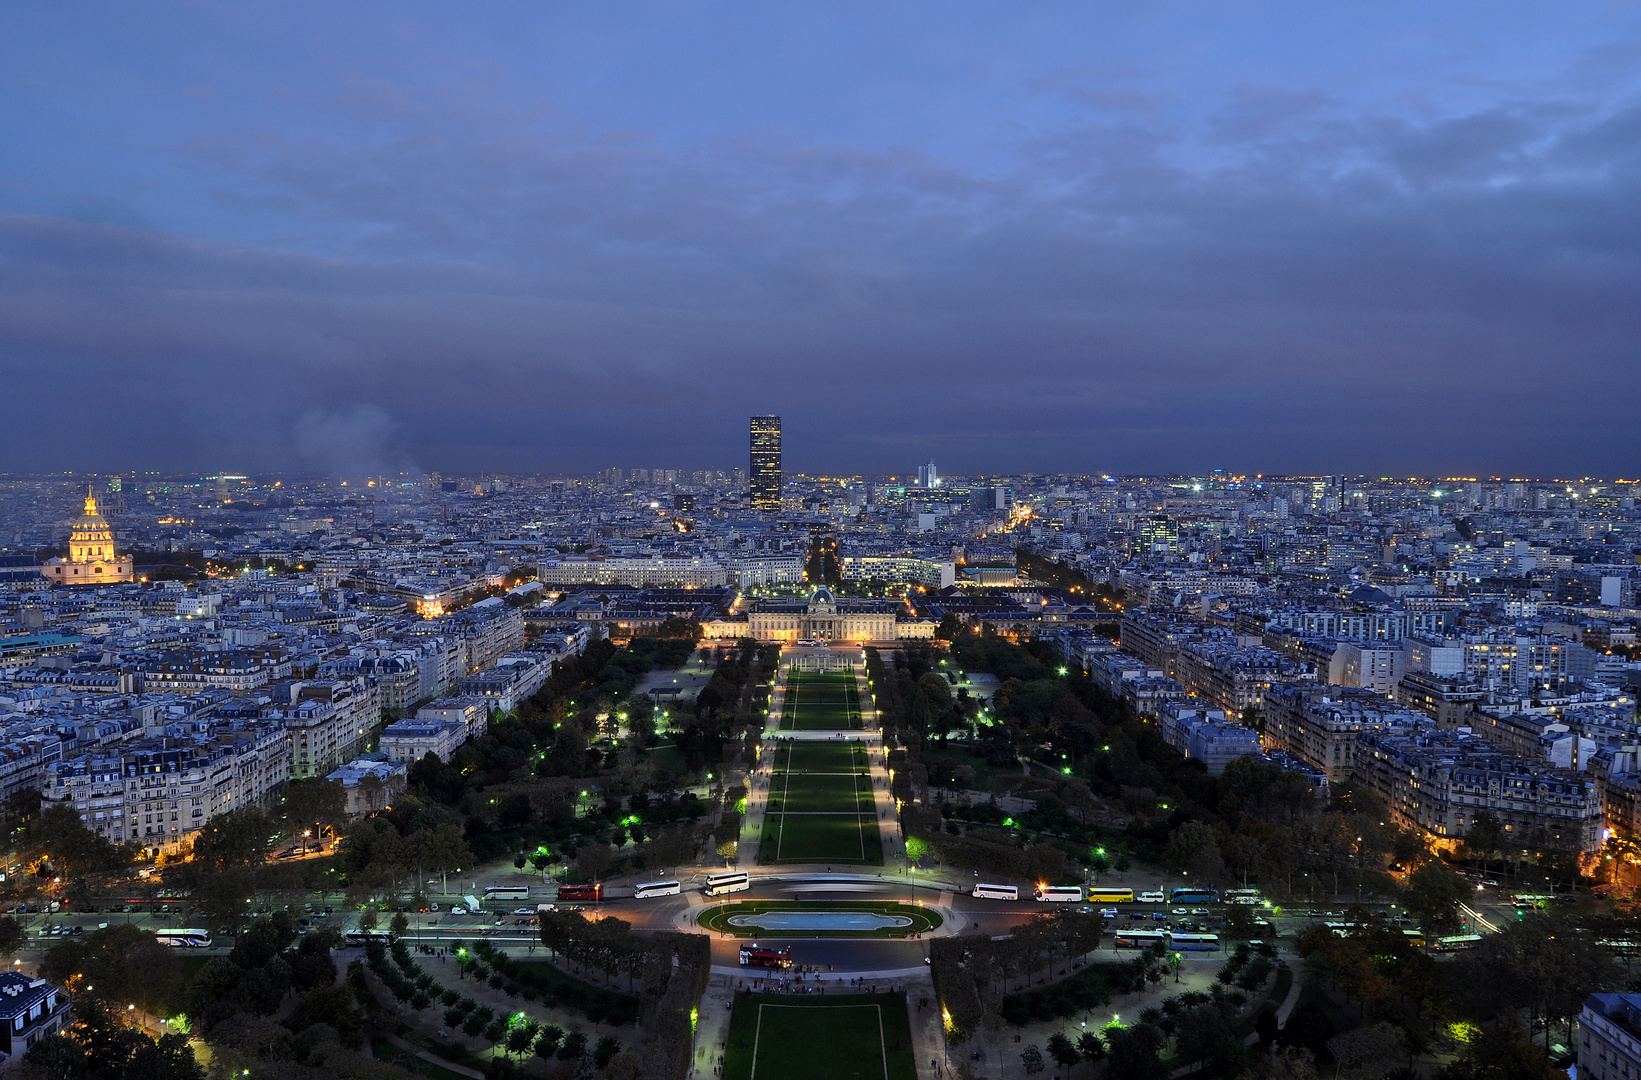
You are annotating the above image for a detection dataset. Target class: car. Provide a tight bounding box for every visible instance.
[448,906,467,916]
[1100,907,1120,918]
[513,908,534,916]
[1172,907,1188,915]
[428,904,440,912]
[1191,907,1209,916]
[1151,912,1168,922]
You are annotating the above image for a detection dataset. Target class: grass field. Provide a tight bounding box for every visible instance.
[722,992,917,1080]
[778,671,863,730]
[759,740,883,864]
[773,772,873,813]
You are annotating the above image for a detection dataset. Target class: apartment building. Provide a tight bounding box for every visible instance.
[1354,722,1601,853]
[1262,684,1422,782]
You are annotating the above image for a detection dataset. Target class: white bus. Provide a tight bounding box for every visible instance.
[973,883,1019,901]
[483,886,532,902]
[345,930,394,946]
[1114,929,1167,949]
[1169,932,1221,952]
[704,872,750,896]
[634,880,682,899]
[1035,885,1083,903]
[154,929,211,948]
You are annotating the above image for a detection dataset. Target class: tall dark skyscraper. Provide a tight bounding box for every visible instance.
[749,415,782,511]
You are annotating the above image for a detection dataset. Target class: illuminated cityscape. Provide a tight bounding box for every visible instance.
[4,5,1640,1080]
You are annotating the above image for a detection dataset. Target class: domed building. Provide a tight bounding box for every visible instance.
[702,586,934,644]
[42,488,134,585]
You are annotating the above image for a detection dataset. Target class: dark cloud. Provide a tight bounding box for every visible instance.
[1,5,1639,476]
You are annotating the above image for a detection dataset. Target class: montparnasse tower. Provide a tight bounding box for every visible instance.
[42,487,134,585]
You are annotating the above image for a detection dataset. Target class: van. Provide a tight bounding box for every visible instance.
[1138,891,1165,903]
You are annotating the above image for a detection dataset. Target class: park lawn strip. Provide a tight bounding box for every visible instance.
[774,772,873,813]
[699,900,940,937]
[773,812,877,863]
[776,741,867,773]
[781,672,864,730]
[722,992,917,1080]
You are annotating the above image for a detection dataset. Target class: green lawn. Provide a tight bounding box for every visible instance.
[775,741,867,773]
[773,772,872,814]
[723,993,916,1080]
[771,813,883,863]
[779,672,863,730]
[760,738,882,864]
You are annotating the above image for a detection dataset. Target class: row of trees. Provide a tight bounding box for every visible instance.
[536,910,711,1080]
[1298,909,1620,1065]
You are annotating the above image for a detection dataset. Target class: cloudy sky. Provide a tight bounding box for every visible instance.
[2,2,1639,478]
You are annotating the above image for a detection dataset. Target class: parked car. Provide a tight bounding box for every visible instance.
[513,908,534,916]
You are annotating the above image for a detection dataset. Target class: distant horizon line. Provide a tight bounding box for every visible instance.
[2,471,1639,486]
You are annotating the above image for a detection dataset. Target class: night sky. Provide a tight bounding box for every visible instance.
[2,3,1639,477]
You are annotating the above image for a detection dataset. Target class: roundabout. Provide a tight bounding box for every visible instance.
[699,899,942,938]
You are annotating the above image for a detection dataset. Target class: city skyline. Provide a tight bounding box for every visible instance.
[5,9,1641,1080]
[3,4,1641,476]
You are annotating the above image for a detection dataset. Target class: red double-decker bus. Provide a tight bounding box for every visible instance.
[739,944,792,970]
[556,883,604,902]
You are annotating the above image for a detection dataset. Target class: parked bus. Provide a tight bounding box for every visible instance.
[1138,891,1165,903]
[1169,932,1222,952]
[154,929,211,948]
[1113,929,1168,949]
[555,883,604,902]
[483,887,532,902]
[1224,889,1262,905]
[739,943,793,970]
[634,880,682,899]
[344,930,393,946]
[705,872,750,897]
[972,883,1019,901]
[1435,934,1483,952]
[1170,888,1220,904]
[1085,888,1134,904]
[1035,885,1083,903]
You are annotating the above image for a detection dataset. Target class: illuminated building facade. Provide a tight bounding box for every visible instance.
[701,587,935,643]
[750,415,782,511]
[41,488,134,585]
